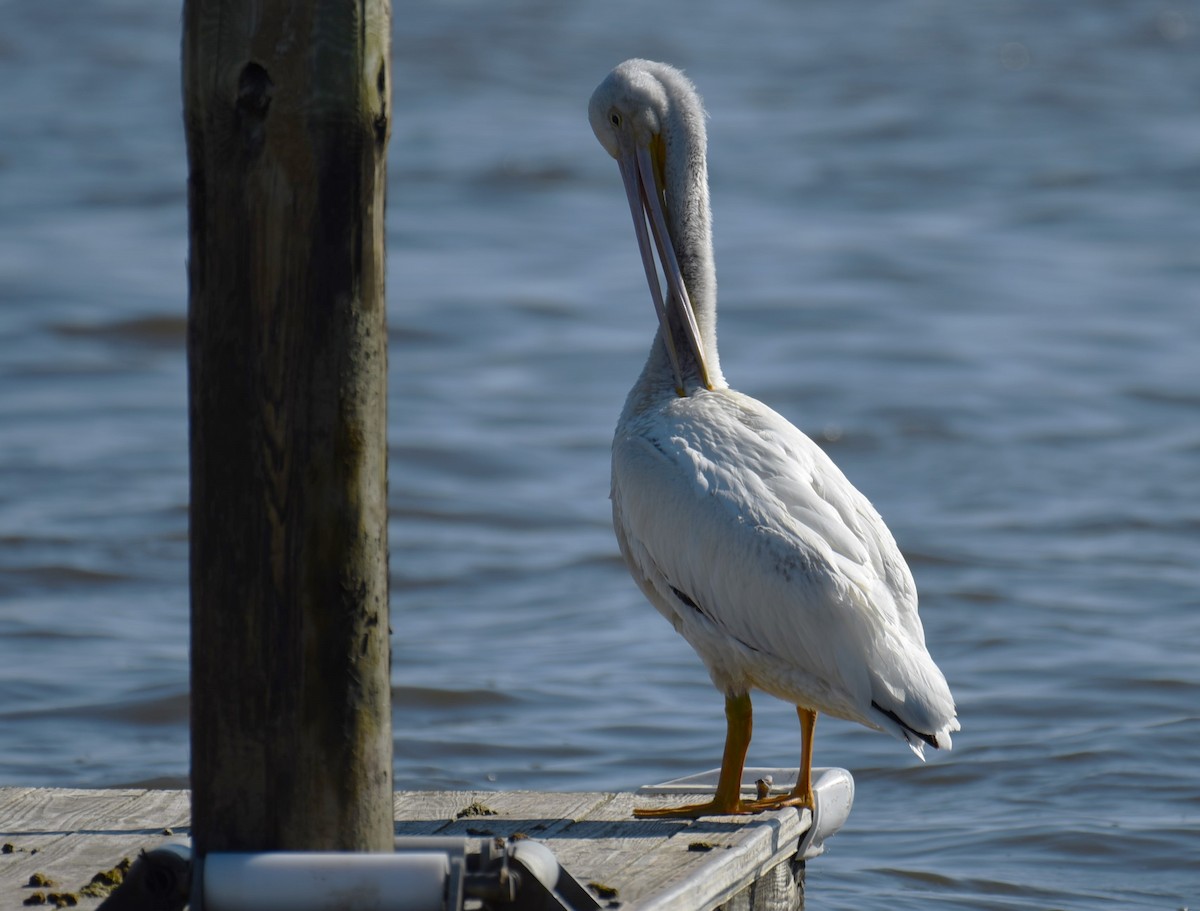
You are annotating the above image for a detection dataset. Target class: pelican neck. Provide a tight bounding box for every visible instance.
[647,63,724,392]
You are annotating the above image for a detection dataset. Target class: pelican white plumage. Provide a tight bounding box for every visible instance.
[589,59,959,818]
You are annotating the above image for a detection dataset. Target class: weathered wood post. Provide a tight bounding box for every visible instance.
[182,0,393,853]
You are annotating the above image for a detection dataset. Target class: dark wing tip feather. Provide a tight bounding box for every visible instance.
[871,700,941,750]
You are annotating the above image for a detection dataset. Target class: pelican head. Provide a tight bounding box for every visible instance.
[590,60,716,396]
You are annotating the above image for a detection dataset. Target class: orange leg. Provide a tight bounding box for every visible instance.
[747,707,817,812]
[633,692,756,818]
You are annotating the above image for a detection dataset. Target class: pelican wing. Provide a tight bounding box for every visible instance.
[612,388,955,736]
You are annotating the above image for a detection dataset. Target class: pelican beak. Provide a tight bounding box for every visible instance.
[615,143,713,396]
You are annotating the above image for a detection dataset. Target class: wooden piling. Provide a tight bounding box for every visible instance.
[182,0,394,853]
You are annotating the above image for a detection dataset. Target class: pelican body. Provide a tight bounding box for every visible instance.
[590,59,959,817]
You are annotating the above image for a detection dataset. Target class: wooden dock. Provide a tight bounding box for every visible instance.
[0,771,852,910]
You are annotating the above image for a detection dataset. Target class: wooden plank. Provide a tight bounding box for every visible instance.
[618,809,807,911]
[526,794,808,911]
[0,789,809,911]
[0,789,189,909]
[393,790,618,841]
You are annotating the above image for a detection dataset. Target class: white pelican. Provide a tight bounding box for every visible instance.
[590,59,959,818]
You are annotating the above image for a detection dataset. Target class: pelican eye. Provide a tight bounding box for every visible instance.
[610,112,621,127]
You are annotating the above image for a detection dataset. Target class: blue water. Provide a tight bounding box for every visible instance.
[1,1,1197,907]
